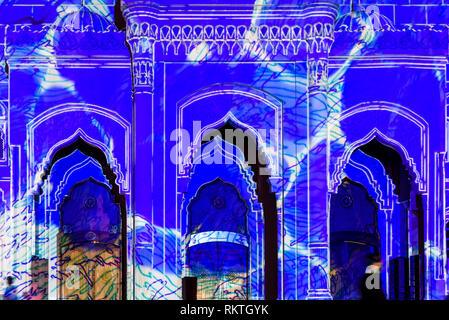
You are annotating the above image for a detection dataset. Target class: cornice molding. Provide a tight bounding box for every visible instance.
[121,1,339,21]
[335,23,449,33]
[126,21,335,57]
[7,23,121,34]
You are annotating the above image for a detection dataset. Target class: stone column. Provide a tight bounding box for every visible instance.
[123,2,157,300]
[304,18,335,300]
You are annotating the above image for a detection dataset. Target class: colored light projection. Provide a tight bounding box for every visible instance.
[0,0,448,300]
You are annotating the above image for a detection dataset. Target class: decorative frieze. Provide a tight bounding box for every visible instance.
[127,22,334,58]
[157,24,304,56]
[307,58,329,88]
[132,58,153,90]
[126,22,156,92]
[304,22,334,87]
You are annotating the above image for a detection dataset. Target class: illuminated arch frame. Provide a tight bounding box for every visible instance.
[27,103,131,194]
[176,83,284,299]
[327,101,431,299]
[43,154,110,270]
[180,136,264,300]
[57,177,122,300]
[27,103,131,299]
[182,111,275,178]
[52,157,106,211]
[328,101,429,194]
[341,152,396,298]
[177,83,283,177]
[38,137,128,300]
[330,133,423,300]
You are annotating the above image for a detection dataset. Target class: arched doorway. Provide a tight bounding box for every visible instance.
[58,178,121,299]
[181,120,277,300]
[330,178,381,299]
[35,137,127,300]
[185,178,249,299]
[330,138,425,300]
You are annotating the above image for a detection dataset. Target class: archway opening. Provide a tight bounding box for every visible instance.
[330,138,424,300]
[185,178,250,300]
[34,137,127,300]
[330,177,381,299]
[183,120,278,300]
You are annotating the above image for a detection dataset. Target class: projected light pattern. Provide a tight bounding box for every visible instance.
[0,0,448,300]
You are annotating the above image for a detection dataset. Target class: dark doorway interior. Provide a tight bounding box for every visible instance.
[34,137,128,300]
[330,138,424,300]
[186,121,278,300]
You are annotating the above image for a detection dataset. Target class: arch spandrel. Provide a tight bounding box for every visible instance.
[28,104,131,193]
[329,102,428,193]
[177,84,282,177]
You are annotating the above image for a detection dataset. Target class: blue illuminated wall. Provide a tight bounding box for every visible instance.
[0,0,448,300]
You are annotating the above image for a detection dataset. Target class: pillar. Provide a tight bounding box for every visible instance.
[123,2,157,300]
[304,14,335,300]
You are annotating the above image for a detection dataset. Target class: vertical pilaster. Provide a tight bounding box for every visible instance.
[433,152,446,295]
[123,3,157,300]
[304,17,335,300]
[444,65,449,298]
[0,24,7,284]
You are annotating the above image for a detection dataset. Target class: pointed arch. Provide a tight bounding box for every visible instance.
[190,136,259,202]
[180,112,276,177]
[346,156,394,211]
[177,83,282,178]
[33,130,123,197]
[59,177,121,234]
[331,177,381,247]
[180,117,278,300]
[328,101,428,193]
[53,156,106,210]
[27,103,131,193]
[34,135,128,300]
[329,129,426,300]
[330,128,421,194]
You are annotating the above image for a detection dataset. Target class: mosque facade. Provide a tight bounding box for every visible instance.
[0,0,448,300]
